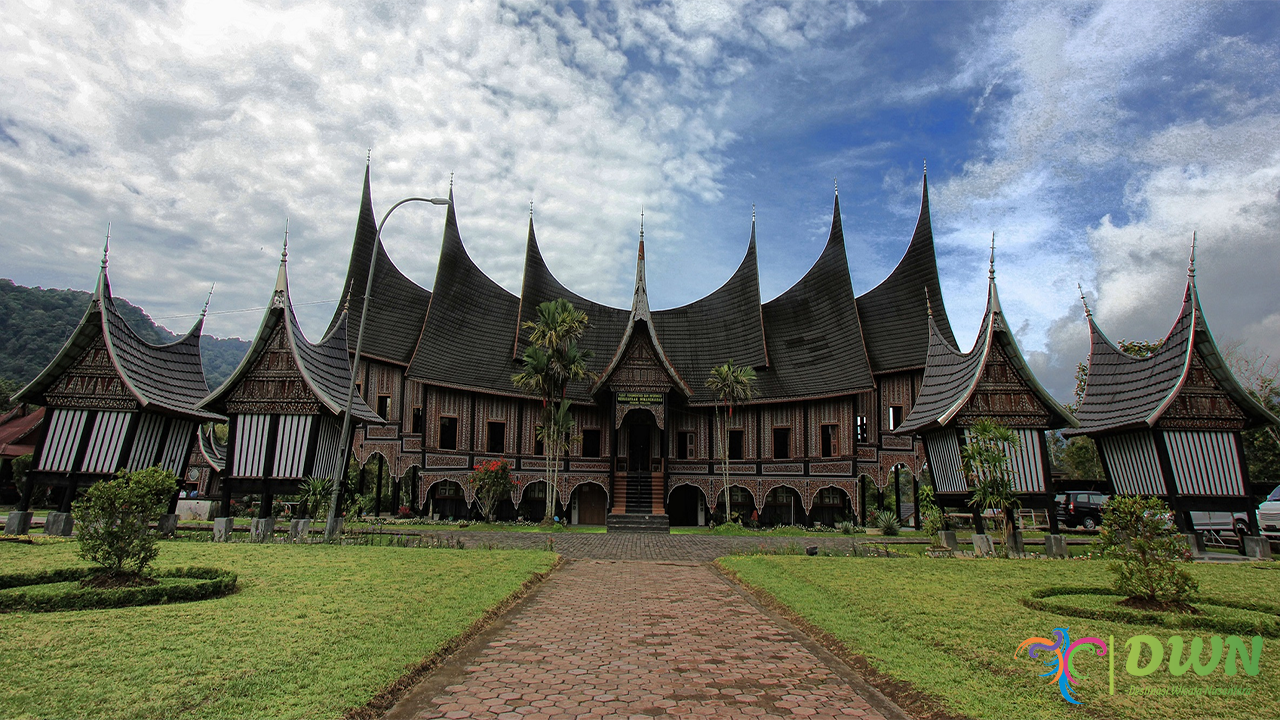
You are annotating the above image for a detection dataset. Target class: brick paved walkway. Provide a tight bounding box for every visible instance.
[386,560,902,720]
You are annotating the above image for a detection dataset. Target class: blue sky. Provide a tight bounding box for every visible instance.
[3,0,1280,401]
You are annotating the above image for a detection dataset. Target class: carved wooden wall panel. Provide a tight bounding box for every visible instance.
[225,323,320,415]
[954,341,1052,428]
[1158,350,1248,431]
[46,334,138,411]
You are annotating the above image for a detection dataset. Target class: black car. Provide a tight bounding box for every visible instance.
[1056,491,1109,530]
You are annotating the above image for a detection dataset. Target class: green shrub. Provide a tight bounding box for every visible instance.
[72,467,177,578]
[0,567,237,613]
[1095,495,1197,605]
[916,483,946,535]
[874,511,901,536]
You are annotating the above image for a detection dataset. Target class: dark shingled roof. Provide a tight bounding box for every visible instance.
[17,259,221,421]
[753,195,874,401]
[406,193,523,395]
[1069,277,1278,435]
[897,275,1075,434]
[653,222,769,404]
[198,423,226,472]
[201,255,381,423]
[514,218,629,401]
[330,164,432,366]
[856,172,957,374]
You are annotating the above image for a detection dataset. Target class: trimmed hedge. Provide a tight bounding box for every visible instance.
[0,567,237,613]
[1022,585,1280,638]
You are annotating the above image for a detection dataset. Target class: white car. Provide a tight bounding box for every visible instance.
[1259,486,1280,541]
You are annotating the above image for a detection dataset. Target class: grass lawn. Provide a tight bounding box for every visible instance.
[719,555,1279,720]
[0,540,555,720]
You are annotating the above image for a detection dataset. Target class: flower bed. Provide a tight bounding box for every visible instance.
[0,566,237,613]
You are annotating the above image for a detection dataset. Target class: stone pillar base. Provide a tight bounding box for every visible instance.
[45,511,74,536]
[1008,529,1025,555]
[4,511,33,536]
[1243,536,1273,560]
[212,517,235,542]
[1045,534,1069,558]
[250,517,276,543]
[937,531,958,550]
[156,514,179,536]
[288,519,311,543]
[1183,532,1206,557]
[971,533,995,557]
[324,516,344,543]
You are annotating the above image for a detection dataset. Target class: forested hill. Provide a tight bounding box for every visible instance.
[0,278,249,390]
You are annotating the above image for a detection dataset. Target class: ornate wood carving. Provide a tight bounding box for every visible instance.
[225,323,321,415]
[954,341,1051,428]
[45,334,139,411]
[609,334,673,429]
[810,461,853,475]
[1157,351,1249,431]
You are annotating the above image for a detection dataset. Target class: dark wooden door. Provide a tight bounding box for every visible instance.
[577,484,607,525]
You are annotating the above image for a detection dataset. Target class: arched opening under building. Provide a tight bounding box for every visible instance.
[718,485,756,525]
[667,484,708,526]
[761,486,803,527]
[517,480,548,522]
[810,485,853,528]
[426,480,469,521]
[570,482,609,525]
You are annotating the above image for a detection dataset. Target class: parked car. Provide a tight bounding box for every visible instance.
[1187,510,1250,540]
[1055,492,1108,530]
[1259,486,1280,541]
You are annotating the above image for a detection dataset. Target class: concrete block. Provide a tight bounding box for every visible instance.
[937,531,959,550]
[971,533,995,557]
[1243,536,1274,560]
[44,511,73,536]
[212,517,235,542]
[1183,532,1206,557]
[289,519,311,542]
[250,517,276,543]
[324,516,344,543]
[1045,534,1069,558]
[156,514,179,536]
[1008,529,1025,555]
[4,511,33,536]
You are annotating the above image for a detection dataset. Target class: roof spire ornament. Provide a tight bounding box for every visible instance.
[1188,231,1197,280]
[366,148,371,165]
[925,286,934,318]
[1078,283,1093,318]
[202,283,215,317]
[833,177,838,197]
[281,218,290,263]
[449,172,454,192]
[922,158,927,176]
[752,203,756,223]
[102,223,111,269]
[988,231,996,280]
[529,199,534,219]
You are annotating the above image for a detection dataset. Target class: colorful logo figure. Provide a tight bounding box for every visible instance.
[1016,628,1109,704]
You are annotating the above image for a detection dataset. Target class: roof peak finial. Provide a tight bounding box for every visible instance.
[924,286,934,318]
[1188,231,1197,279]
[922,158,927,175]
[640,208,645,240]
[1078,283,1093,318]
[752,203,756,222]
[366,148,371,165]
[101,222,111,269]
[529,199,534,219]
[281,218,290,263]
[202,283,215,316]
[988,231,996,280]
[342,279,354,314]
[449,171,454,191]
[833,177,838,196]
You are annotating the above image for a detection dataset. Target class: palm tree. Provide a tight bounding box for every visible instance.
[962,417,1022,554]
[513,299,593,522]
[705,360,756,524]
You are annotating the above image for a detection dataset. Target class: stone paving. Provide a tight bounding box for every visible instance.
[385,560,900,720]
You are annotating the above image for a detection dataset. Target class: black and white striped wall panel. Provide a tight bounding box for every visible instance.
[37,409,89,473]
[272,415,312,479]
[1164,430,1245,496]
[233,414,272,478]
[311,416,345,482]
[925,430,967,493]
[1098,431,1166,496]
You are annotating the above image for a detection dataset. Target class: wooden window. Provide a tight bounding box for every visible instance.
[376,395,391,420]
[439,417,458,450]
[534,436,544,456]
[728,430,744,460]
[888,406,904,431]
[582,429,601,458]
[411,408,424,434]
[435,482,461,498]
[487,422,506,454]
[818,487,844,505]
[856,416,868,443]
[772,427,791,460]
[821,424,838,457]
[730,486,751,503]
[677,431,695,459]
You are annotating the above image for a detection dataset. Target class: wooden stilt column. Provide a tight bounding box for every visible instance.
[375,455,384,517]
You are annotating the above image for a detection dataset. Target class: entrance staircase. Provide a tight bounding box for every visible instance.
[607,470,669,533]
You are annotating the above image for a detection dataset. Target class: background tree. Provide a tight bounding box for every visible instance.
[513,299,593,523]
[1224,339,1280,485]
[72,467,177,584]
[706,360,756,524]
[962,418,1021,553]
[467,459,515,523]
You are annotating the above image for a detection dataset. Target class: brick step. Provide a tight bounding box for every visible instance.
[606,514,670,534]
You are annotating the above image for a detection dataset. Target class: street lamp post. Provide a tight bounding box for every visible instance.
[325,195,451,542]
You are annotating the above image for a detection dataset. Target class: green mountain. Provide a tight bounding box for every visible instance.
[0,278,249,392]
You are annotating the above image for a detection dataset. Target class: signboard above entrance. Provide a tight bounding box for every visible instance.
[616,392,664,406]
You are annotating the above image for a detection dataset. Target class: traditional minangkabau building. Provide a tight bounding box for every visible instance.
[337,164,953,529]
[894,243,1077,532]
[6,241,221,535]
[197,237,380,524]
[1067,246,1279,537]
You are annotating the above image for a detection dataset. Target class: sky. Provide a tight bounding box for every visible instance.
[3,0,1279,402]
